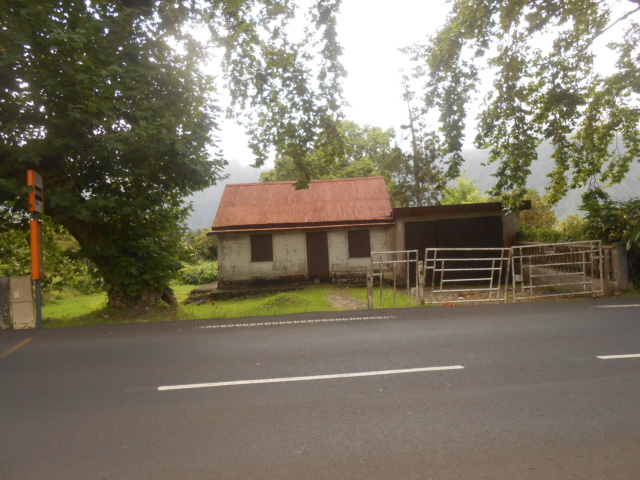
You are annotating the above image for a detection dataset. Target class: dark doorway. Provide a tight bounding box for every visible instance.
[405,216,505,283]
[405,221,439,284]
[306,231,330,281]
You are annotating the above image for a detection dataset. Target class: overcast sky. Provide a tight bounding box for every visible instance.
[190,2,637,228]
[219,1,451,169]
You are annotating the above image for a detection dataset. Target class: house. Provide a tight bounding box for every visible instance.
[209,177,396,288]
[394,202,523,253]
[209,177,527,288]
[393,202,524,283]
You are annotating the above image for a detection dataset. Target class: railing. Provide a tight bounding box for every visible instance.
[510,241,603,301]
[423,248,511,304]
[362,242,615,309]
[368,250,421,308]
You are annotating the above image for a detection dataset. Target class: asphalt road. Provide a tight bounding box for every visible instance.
[1,297,640,479]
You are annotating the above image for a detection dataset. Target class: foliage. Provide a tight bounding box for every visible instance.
[409,0,640,209]
[177,261,219,286]
[440,175,489,205]
[556,214,588,242]
[520,189,556,231]
[260,109,446,208]
[517,227,564,243]
[390,76,445,207]
[0,212,100,292]
[0,1,344,307]
[581,192,640,250]
[581,191,640,286]
[260,119,396,182]
[185,228,218,262]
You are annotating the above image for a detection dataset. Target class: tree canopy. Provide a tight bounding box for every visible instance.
[409,0,640,208]
[259,117,446,207]
[0,0,343,307]
[440,175,489,205]
[259,120,395,184]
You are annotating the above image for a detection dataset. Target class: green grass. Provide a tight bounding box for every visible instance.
[177,285,339,321]
[339,285,418,309]
[41,284,342,328]
[43,291,108,326]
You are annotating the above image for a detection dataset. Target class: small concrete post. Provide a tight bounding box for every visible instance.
[9,276,35,329]
[612,246,631,294]
[0,276,10,329]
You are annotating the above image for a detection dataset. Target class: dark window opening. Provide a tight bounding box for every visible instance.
[348,230,371,258]
[251,234,273,262]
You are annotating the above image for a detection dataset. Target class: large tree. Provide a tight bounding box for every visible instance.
[409,0,640,208]
[260,120,395,183]
[0,0,343,307]
[391,76,444,207]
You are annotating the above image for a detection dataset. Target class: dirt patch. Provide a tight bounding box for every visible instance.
[327,290,367,310]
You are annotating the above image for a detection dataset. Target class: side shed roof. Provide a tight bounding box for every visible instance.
[211,177,394,233]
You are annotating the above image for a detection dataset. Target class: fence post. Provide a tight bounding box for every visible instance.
[366,268,373,310]
[0,276,10,330]
[418,261,425,305]
[602,247,612,295]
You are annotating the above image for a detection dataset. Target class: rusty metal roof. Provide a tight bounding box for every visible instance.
[211,177,394,232]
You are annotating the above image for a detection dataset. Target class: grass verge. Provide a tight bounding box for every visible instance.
[41,284,344,328]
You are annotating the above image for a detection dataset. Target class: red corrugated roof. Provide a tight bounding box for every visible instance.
[211,177,394,231]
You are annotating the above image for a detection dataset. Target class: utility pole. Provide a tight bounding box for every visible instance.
[27,170,44,328]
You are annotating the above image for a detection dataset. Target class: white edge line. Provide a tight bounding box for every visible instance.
[597,354,640,360]
[592,304,640,308]
[158,365,464,392]
[194,316,397,330]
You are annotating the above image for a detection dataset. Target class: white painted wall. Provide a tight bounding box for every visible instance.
[218,226,395,283]
[327,226,394,272]
[218,231,307,282]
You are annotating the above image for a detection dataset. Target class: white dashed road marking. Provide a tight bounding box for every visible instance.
[591,304,640,308]
[194,315,396,330]
[158,365,464,392]
[597,354,640,360]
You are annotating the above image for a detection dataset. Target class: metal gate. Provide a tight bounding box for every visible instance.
[423,247,510,304]
[368,250,421,308]
[511,241,604,301]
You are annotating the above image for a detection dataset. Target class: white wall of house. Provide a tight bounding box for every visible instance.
[217,230,307,283]
[217,225,394,284]
[327,226,394,273]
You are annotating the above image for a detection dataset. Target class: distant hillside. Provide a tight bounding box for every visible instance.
[186,146,639,230]
[185,160,266,231]
[458,143,640,219]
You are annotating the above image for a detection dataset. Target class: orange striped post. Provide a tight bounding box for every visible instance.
[26,170,44,328]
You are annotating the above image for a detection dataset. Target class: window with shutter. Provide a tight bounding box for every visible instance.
[250,234,273,262]
[348,230,371,258]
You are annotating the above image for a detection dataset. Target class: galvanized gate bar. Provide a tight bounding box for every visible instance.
[424,248,510,304]
[511,241,603,301]
[370,250,421,308]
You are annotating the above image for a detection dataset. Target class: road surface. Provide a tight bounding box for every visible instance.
[1,297,639,479]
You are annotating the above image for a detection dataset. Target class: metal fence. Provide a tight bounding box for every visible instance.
[363,242,607,309]
[368,250,421,308]
[423,247,511,304]
[510,241,604,301]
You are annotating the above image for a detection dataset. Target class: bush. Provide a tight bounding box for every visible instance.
[177,261,219,285]
[556,215,588,242]
[581,193,640,287]
[517,227,562,243]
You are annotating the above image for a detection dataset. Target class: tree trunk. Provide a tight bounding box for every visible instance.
[107,285,178,309]
[61,218,179,310]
